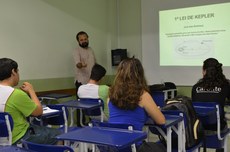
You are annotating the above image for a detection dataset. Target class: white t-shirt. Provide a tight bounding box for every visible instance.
[77,83,99,98]
[77,83,108,121]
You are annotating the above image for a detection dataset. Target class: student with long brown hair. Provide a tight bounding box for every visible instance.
[108,57,165,130]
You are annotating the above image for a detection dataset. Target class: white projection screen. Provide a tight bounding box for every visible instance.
[160,3,230,66]
[141,0,230,86]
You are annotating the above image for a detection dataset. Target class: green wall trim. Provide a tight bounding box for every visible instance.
[18,77,75,92]
[17,75,116,92]
[177,86,192,97]
[100,75,115,86]
[18,75,192,97]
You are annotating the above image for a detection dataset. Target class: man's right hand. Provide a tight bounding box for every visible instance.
[77,62,87,68]
[76,62,83,68]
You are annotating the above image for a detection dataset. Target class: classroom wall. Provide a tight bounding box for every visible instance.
[0,0,211,97]
[0,0,120,91]
[117,0,142,59]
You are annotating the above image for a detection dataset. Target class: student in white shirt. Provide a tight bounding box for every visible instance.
[78,63,109,121]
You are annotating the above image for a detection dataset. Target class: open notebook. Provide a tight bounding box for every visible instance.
[43,107,59,114]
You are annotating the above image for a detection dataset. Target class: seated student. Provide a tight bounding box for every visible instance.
[78,63,109,121]
[0,58,61,145]
[108,58,166,151]
[192,58,230,152]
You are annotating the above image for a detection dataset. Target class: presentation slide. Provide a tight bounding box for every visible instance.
[160,3,230,66]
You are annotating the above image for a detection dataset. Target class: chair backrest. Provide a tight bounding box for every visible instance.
[22,140,74,152]
[192,102,218,125]
[192,101,230,151]
[45,104,68,133]
[151,91,166,107]
[192,102,224,140]
[149,84,177,107]
[78,98,104,116]
[0,112,13,145]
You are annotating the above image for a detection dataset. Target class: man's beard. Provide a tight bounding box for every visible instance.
[79,42,89,48]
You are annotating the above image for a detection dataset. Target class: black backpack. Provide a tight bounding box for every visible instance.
[160,96,205,150]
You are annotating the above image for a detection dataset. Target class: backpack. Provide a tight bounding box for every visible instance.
[160,96,205,149]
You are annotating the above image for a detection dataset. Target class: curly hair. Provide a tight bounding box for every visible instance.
[198,58,229,88]
[109,58,149,110]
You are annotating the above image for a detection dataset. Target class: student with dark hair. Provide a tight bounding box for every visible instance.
[192,58,230,152]
[78,63,109,120]
[0,58,61,145]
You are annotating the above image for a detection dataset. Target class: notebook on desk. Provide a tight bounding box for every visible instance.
[42,107,59,114]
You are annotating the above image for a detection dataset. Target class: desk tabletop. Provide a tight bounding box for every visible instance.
[56,126,147,148]
[145,114,183,128]
[164,115,183,127]
[39,93,72,99]
[29,108,61,123]
[60,100,102,110]
[0,146,33,152]
[41,108,61,118]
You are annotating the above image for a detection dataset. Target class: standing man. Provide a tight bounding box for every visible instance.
[73,31,96,126]
[73,31,96,96]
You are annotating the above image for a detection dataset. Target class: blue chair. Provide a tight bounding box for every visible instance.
[149,84,177,107]
[151,91,166,107]
[193,102,230,152]
[45,104,80,133]
[78,98,105,123]
[21,140,74,152]
[0,112,14,145]
[149,84,166,107]
[90,121,137,152]
[45,104,81,148]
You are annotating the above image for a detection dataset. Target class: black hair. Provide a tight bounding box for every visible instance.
[76,31,88,41]
[198,58,229,88]
[90,64,106,81]
[0,58,18,81]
